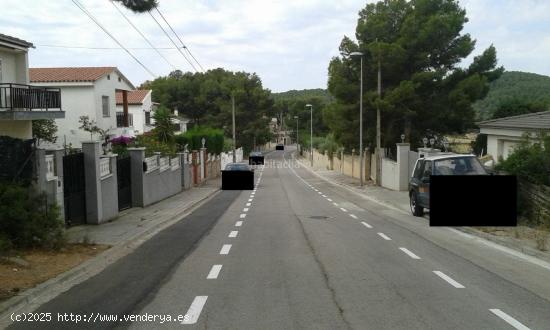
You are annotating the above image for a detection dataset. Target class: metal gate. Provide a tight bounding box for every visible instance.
[117,156,132,211]
[63,152,86,226]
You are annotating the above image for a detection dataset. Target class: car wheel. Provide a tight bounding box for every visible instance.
[410,192,424,217]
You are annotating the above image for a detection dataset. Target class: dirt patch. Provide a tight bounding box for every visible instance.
[475,226,549,252]
[0,244,110,302]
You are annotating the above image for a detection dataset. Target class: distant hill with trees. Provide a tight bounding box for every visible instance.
[271,88,332,103]
[473,71,550,120]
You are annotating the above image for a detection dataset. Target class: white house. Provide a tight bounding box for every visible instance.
[29,66,134,148]
[478,110,550,163]
[0,33,63,139]
[115,89,155,135]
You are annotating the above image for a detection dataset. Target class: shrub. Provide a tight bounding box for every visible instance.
[110,135,134,157]
[133,134,177,157]
[0,184,65,251]
[175,127,224,154]
[496,132,550,186]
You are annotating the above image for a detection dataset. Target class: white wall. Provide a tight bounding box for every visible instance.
[0,48,28,84]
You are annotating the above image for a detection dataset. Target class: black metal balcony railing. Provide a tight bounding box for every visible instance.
[0,83,61,111]
[116,112,133,128]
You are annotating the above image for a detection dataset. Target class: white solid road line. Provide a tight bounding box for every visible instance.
[243,208,249,212]
[235,221,243,227]
[349,214,358,219]
[399,247,421,260]
[377,232,392,240]
[361,221,372,228]
[489,309,531,330]
[246,203,251,206]
[240,213,247,218]
[181,296,208,324]
[340,207,348,212]
[433,271,465,288]
[207,265,223,279]
[229,231,238,238]
[220,244,232,255]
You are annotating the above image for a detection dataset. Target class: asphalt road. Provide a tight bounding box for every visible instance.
[9,146,550,329]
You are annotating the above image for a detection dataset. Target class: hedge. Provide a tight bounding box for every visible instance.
[175,127,224,154]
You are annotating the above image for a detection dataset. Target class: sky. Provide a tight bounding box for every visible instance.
[2,0,550,92]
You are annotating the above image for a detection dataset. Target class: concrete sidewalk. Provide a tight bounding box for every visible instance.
[67,178,221,246]
[295,155,550,264]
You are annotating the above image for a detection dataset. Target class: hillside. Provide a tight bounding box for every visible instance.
[271,88,332,103]
[473,71,550,120]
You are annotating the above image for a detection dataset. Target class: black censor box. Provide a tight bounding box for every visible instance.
[429,175,517,227]
[221,170,254,190]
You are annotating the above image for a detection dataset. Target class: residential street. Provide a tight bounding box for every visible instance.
[8,146,550,330]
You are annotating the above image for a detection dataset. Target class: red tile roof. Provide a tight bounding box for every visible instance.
[116,90,151,105]
[29,67,116,83]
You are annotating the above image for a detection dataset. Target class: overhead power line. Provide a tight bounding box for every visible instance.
[37,44,182,50]
[71,0,156,78]
[154,7,204,72]
[110,0,176,70]
[148,10,198,72]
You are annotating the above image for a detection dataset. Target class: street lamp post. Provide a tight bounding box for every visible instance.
[232,93,236,163]
[350,51,364,186]
[294,115,299,152]
[306,104,313,166]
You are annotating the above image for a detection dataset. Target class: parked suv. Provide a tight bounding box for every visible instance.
[409,154,487,216]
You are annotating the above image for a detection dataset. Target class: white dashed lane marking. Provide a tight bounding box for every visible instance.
[377,232,392,240]
[433,271,465,288]
[181,296,208,324]
[246,203,251,206]
[327,198,333,202]
[489,309,531,330]
[349,214,358,219]
[240,214,247,219]
[340,207,348,212]
[361,221,372,228]
[399,247,421,260]
[228,231,238,238]
[235,221,243,227]
[243,208,249,212]
[219,244,232,255]
[206,265,222,279]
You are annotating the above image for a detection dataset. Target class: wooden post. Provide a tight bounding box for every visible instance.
[122,90,129,127]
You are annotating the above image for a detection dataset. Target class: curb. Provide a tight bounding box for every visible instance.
[292,154,550,267]
[0,187,221,325]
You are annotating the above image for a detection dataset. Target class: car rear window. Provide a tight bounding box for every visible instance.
[434,157,486,175]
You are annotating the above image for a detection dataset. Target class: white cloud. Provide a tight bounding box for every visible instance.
[1,0,548,91]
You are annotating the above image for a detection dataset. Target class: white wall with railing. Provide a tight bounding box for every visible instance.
[220,147,243,170]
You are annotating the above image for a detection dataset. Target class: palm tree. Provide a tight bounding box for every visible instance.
[152,106,175,144]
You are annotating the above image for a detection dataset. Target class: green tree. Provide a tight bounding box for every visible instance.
[492,99,548,119]
[147,68,274,153]
[32,119,58,146]
[327,0,503,151]
[114,0,158,13]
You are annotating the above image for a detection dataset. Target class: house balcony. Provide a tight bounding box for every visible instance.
[0,83,64,120]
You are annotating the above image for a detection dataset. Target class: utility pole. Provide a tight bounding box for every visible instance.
[359,55,364,187]
[376,40,382,186]
[232,93,236,163]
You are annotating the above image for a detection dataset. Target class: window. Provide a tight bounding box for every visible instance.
[413,160,424,179]
[102,96,110,117]
[107,74,110,80]
[118,77,121,82]
[145,111,151,125]
[422,161,432,179]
